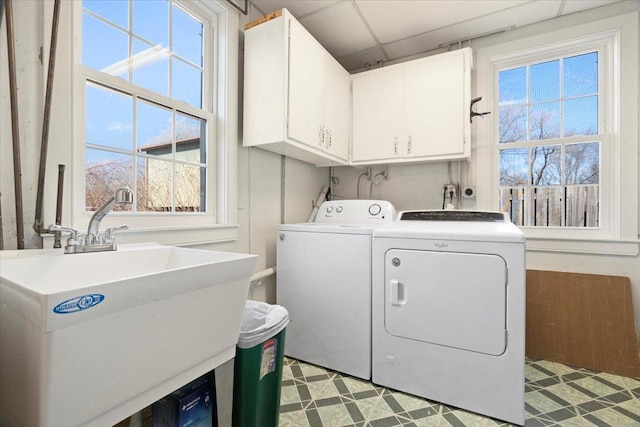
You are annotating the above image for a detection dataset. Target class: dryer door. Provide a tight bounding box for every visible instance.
[384,249,507,355]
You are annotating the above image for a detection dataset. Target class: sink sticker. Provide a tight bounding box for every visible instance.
[53,294,105,314]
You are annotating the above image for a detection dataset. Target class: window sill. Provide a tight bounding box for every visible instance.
[525,236,639,256]
[41,224,239,248]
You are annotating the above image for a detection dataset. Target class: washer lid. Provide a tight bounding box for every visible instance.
[279,223,374,235]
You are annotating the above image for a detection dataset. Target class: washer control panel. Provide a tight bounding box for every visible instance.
[315,200,396,224]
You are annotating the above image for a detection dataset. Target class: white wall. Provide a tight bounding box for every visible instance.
[331,2,640,333]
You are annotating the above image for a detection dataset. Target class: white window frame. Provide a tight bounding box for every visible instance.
[475,12,639,255]
[494,41,608,232]
[67,0,239,245]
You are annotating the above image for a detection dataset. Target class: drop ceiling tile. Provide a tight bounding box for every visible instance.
[299,2,378,58]
[382,0,561,61]
[250,0,341,18]
[355,0,530,44]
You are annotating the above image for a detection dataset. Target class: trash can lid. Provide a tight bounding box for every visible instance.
[237,300,290,349]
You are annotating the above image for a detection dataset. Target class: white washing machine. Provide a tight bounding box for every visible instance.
[277,200,396,380]
[372,210,525,425]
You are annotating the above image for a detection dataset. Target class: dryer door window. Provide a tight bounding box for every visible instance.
[384,249,507,356]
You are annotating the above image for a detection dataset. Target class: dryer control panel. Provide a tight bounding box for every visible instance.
[315,200,396,224]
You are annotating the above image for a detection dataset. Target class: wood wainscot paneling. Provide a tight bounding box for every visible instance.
[526,270,640,378]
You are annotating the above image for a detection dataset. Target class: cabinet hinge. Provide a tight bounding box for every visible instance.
[505,329,508,346]
[505,267,508,286]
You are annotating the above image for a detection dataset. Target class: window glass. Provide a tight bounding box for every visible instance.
[133,0,169,47]
[132,39,170,96]
[85,149,133,211]
[83,14,129,78]
[82,0,209,216]
[530,60,559,103]
[83,0,128,29]
[497,51,600,228]
[86,83,133,151]
[172,4,203,66]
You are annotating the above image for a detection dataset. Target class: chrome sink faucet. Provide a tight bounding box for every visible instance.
[49,186,133,254]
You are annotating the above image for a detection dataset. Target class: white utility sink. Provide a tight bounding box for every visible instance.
[0,243,257,427]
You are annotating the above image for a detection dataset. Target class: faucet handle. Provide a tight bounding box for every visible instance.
[49,224,79,239]
[103,224,129,244]
[49,224,82,247]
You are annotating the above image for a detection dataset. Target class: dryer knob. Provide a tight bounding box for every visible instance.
[369,204,382,216]
[336,206,343,213]
[326,206,334,213]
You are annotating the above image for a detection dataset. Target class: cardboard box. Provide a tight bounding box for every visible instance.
[152,372,217,427]
[526,270,640,377]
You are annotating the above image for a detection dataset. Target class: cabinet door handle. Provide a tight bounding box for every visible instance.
[407,135,413,154]
[393,137,398,155]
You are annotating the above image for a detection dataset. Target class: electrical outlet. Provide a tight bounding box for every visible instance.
[442,184,458,198]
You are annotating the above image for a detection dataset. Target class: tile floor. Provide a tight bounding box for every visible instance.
[279,357,640,427]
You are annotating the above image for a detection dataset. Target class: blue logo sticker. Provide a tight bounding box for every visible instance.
[53,294,105,314]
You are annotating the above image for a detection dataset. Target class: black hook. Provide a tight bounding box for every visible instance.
[470,96,491,123]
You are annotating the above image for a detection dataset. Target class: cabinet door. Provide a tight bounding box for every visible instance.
[323,55,350,161]
[403,51,467,158]
[287,19,324,149]
[352,68,404,163]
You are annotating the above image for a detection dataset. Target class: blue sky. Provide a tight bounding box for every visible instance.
[83,0,204,165]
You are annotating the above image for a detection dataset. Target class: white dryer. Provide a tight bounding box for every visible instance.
[372,210,525,425]
[277,200,396,380]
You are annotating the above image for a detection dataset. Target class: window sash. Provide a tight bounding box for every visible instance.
[74,0,218,227]
[491,38,612,237]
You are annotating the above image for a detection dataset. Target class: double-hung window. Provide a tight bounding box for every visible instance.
[78,0,216,223]
[476,12,639,254]
[496,47,603,228]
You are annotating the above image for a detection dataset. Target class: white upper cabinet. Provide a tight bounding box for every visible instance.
[244,9,471,167]
[352,48,472,165]
[243,9,349,166]
[352,67,404,162]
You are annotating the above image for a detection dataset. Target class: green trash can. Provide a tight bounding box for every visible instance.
[232,300,290,427]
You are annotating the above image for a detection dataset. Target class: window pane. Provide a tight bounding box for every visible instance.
[86,149,133,211]
[530,60,559,103]
[172,4,203,66]
[530,102,560,140]
[133,0,168,46]
[499,187,525,226]
[565,185,599,227]
[564,96,598,136]
[499,107,527,143]
[531,187,562,226]
[83,0,128,29]
[499,148,528,186]
[531,145,561,185]
[137,157,173,211]
[564,52,598,98]
[132,39,169,96]
[86,84,133,150]
[136,100,173,156]
[172,59,203,108]
[498,67,526,107]
[83,13,129,78]
[176,113,205,163]
[175,164,204,212]
[565,142,599,185]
